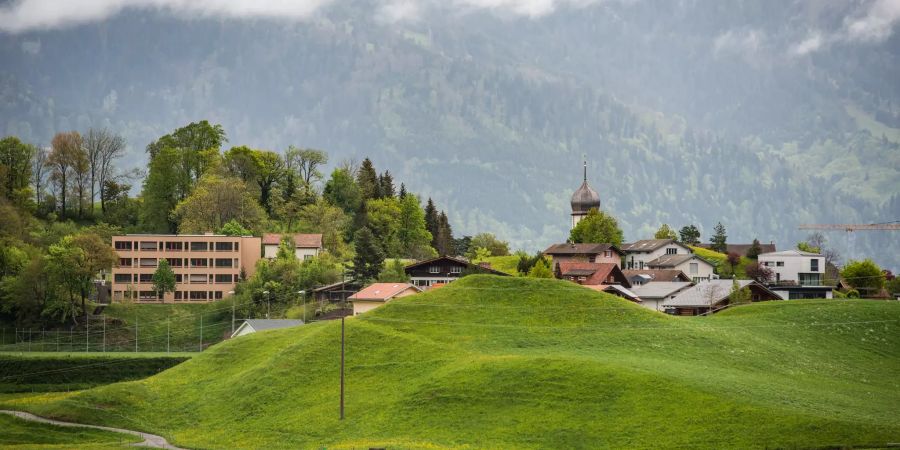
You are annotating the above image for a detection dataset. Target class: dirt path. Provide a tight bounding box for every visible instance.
[0,409,184,449]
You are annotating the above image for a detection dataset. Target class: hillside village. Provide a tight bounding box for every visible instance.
[1,123,897,340]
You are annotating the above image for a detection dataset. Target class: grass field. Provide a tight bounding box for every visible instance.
[481,255,521,275]
[3,275,899,448]
[690,245,754,278]
[0,352,190,393]
[0,413,140,449]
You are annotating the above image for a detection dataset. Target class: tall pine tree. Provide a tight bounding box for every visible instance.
[357,158,380,200]
[435,211,455,255]
[352,227,384,282]
[379,171,395,198]
[424,197,439,248]
[398,183,407,199]
[710,222,728,253]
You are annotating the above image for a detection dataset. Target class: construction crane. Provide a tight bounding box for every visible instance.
[798,221,900,259]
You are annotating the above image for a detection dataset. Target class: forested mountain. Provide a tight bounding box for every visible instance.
[1,0,898,267]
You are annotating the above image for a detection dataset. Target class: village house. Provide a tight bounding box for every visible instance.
[622,269,691,286]
[543,243,623,269]
[404,255,509,290]
[662,280,781,316]
[231,319,304,338]
[555,261,640,302]
[646,254,716,283]
[312,279,362,303]
[348,283,421,315]
[621,239,693,270]
[631,281,694,312]
[758,250,833,299]
[262,233,323,260]
[110,233,261,303]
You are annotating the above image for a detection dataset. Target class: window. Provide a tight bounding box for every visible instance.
[175,274,183,283]
[139,273,153,283]
[689,263,699,275]
[666,248,677,255]
[429,266,440,274]
[165,241,183,251]
[810,259,819,272]
[450,266,462,274]
[214,258,233,268]
[114,241,132,250]
[188,291,208,301]
[304,255,313,260]
[588,256,596,263]
[799,273,822,286]
[190,258,208,268]
[174,291,183,300]
[118,258,132,267]
[114,273,131,283]
[139,241,157,251]
[139,258,157,268]
[138,291,157,300]
[214,274,232,283]
[215,242,233,251]
[190,242,208,252]
[214,291,223,300]
[167,257,183,267]
[189,274,207,284]
[776,261,784,267]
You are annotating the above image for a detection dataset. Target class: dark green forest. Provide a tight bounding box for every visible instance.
[1,0,898,266]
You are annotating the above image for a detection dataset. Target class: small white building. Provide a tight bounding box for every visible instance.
[231,319,304,338]
[758,250,832,299]
[262,233,323,260]
[621,239,694,271]
[646,254,716,283]
[631,281,694,311]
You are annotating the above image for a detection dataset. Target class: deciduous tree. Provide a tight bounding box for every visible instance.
[173,173,266,234]
[152,259,176,300]
[569,209,624,246]
[654,223,677,240]
[48,131,82,219]
[679,225,701,245]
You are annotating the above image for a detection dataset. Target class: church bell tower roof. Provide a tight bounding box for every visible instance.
[571,160,600,214]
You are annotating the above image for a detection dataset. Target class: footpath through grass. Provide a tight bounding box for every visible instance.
[0,412,140,449]
[4,276,899,448]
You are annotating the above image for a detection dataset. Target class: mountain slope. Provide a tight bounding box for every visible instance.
[9,276,900,448]
[0,2,898,265]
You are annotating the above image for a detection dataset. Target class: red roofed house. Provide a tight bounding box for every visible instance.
[555,261,640,303]
[262,233,323,260]
[348,283,421,315]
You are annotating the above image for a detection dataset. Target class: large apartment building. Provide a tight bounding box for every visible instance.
[110,234,261,303]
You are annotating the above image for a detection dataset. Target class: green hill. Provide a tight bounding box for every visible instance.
[5,276,900,448]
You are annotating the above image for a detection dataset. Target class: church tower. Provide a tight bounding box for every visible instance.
[570,159,601,229]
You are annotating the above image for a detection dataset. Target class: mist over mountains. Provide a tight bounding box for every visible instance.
[1,0,898,267]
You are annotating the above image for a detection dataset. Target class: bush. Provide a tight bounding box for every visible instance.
[846,289,860,299]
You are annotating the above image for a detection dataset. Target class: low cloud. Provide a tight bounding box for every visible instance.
[788,0,900,56]
[0,0,607,33]
[789,32,823,56]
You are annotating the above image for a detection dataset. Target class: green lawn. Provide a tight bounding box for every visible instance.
[481,255,521,275]
[0,352,190,393]
[0,413,140,449]
[3,275,899,448]
[690,245,754,278]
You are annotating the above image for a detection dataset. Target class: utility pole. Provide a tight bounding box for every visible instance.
[229,291,236,335]
[340,316,345,420]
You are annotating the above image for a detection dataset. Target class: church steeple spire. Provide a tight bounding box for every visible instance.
[583,156,587,182]
[570,156,601,229]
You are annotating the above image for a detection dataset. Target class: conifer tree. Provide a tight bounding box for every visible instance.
[424,197,439,247]
[435,211,454,255]
[398,183,407,199]
[357,158,380,200]
[352,227,384,282]
[710,222,727,253]
[679,225,701,245]
[746,238,762,259]
[379,171,395,198]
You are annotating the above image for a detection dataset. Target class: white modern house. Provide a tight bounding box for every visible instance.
[646,254,716,283]
[621,239,694,270]
[262,233,323,260]
[631,281,694,311]
[757,250,832,299]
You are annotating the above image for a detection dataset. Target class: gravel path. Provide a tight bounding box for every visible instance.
[0,409,184,449]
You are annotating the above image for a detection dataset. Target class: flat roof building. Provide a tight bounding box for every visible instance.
[110,234,261,304]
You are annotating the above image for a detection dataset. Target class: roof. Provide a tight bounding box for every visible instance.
[646,254,713,269]
[697,243,776,255]
[571,181,601,213]
[602,284,641,302]
[632,282,694,299]
[312,279,358,292]
[543,243,623,256]
[622,269,691,282]
[261,233,323,248]
[240,319,304,331]
[662,280,780,307]
[404,255,510,276]
[621,239,681,253]
[758,249,821,257]
[556,262,631,288]
[349,283,420,301]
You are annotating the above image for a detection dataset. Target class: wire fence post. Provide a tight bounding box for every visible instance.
[340,316,345,420]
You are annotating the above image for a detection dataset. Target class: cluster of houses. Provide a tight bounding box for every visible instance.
[107,162,837,333]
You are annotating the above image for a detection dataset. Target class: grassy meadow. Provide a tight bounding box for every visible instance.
[2,275,898,448]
